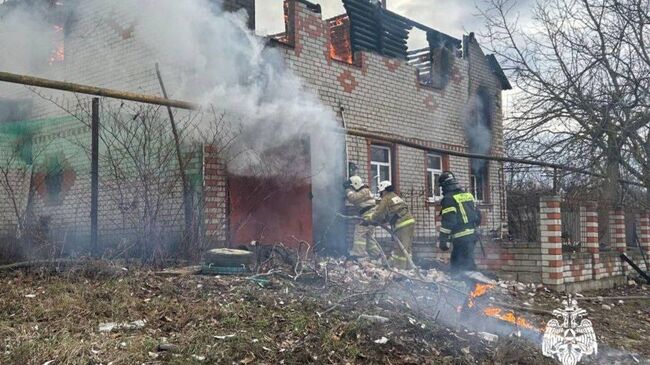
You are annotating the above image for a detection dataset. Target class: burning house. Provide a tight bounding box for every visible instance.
[0,0,512,264]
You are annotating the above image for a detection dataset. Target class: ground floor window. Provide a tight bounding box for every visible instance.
[370,144,392,196]
[470,161,488,202]
[426,153,442,202]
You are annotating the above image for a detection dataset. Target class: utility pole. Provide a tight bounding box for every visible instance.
[91,98,99,255]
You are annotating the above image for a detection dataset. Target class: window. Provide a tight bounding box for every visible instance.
[470,161,488,202]
[426,153,442,202]
[370,145,391,196]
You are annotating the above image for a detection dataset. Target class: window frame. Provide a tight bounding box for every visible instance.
[470,164,489,203]
[426,153,443,202]
[370,144,393,198]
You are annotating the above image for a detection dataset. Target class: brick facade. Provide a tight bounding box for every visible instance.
[274,0,508,256]
[0,0,509,257]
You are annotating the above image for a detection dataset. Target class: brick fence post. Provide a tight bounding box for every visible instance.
[609,208,626,253]
[582,202,600,279]
[203,145,228,244]
[639,212,650,268]
[540,195,563,288]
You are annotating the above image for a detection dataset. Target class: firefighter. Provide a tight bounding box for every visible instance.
[344,176,381,258]
[437,171,482,274]
[364,181,415,269]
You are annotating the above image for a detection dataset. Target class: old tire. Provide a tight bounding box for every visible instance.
[205,248,253,267]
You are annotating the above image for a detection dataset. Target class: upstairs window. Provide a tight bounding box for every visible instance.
[370,145,392,197]
[426,153,442,202]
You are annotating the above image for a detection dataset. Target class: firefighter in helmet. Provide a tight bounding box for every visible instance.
[344,176,382,258]
[437,171,482,274]
[364,181,416,269]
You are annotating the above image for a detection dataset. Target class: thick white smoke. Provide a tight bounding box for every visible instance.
[126,0,341,183]
[0,0,342,184]
[464,87,493,173]
[0,0,345,249]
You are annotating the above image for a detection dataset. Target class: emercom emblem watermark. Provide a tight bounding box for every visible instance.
[542,296,598,365]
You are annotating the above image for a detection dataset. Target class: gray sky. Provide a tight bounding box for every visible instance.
[255,0,489,42]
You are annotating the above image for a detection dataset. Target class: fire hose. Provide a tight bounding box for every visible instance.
[336,213,422,278]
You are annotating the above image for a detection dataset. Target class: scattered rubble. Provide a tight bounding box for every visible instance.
[0,258,648,364]
[358,314,390,324]
[98,320,146,333]
[374,337,389,344]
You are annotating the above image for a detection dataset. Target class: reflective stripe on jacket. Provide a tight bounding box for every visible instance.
[440,190,480,240]
[367,191,415,229]
[346,186,376,214]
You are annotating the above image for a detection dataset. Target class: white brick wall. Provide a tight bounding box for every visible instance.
[281,1,508,253]
[0,0,509,255]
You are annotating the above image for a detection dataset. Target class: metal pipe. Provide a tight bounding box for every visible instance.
[345,128,646,187]
[90,98,99,255]
[0,71,644,188]
[620,253,650,283]
[0,71,200,110]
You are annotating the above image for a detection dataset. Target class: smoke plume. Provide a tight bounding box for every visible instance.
[0,0,342,184]
[464,86,494,173]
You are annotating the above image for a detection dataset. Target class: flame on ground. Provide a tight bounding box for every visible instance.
[483,306,540,332]
[467,283,495,308]
[464,282,542,332]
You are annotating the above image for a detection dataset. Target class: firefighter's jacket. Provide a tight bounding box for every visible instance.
[365,191,415,230]
[346,186,376,216]
[439,190,481,241]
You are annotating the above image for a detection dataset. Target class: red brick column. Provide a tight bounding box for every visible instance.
[640,212,650,260]
[540,196,563,287]
[609,208,626,253]
[582,202,601,279]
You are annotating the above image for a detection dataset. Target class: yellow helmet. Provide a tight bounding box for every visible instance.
[378,180,392,193]
[349,176,364,190]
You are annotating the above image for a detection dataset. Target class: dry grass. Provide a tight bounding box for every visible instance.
[0,261,587,364]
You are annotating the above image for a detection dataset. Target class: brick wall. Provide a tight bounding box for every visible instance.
[276,0,508,256]
[2,0,508,256]
[203,145,228,245]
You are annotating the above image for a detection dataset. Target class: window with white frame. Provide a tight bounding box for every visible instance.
[426,153,443,201]
[370,145,392,196]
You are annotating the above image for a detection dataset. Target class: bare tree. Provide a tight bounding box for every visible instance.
[28,88,245,262]
[479,0,650,207]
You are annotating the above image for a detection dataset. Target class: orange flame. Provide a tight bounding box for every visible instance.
[49,25,65,65]
[483,306,539,331]
[467,283,495,308]
[328,16,353,64]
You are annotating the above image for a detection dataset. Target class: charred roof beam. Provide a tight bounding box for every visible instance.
[343,0,411,59]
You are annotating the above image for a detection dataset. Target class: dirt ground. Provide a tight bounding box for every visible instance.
[0,259,648,365]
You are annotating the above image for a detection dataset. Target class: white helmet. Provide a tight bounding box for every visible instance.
[377,180,392,193]
[350,176,364,190]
